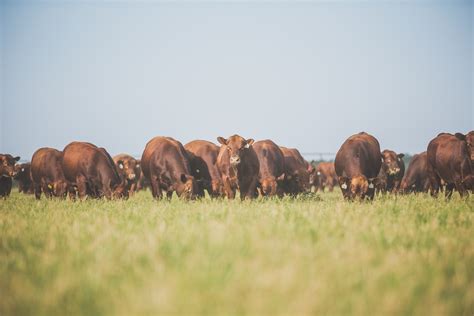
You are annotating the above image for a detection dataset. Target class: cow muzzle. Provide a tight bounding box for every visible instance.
[230,155,241,166]
[388,168,400,175]
[128,173,136,180]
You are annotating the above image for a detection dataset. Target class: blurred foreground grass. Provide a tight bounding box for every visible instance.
[1,191,473,315]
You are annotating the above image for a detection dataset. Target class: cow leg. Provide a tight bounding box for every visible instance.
[34,183,42,200]
[150,177,162,199]
[445,183,455,199]
[223,176,235,199]
[166,191,173,200]
[76,175,87,200]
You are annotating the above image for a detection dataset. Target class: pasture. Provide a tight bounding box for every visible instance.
[1,191,473,315]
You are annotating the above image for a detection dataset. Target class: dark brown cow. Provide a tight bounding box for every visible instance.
[0,154,20,199]
[31,148,68,199]
[14,163,33,194]
[427,133,474,198]
[216,135,259,200]
[280,147,311,196]
[184,140,222,198]
[113,154,141,195]
[466,130,474,167]
[399,152,440,195]
[314,162,337,192]
[375,150,405,194]
[141,137,197,200]
[62,142,128,200]
[253,140,285,197]
[335,132,382,200]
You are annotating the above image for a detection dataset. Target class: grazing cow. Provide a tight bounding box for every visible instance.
[0,154,20,199]
[399,152,440,195]
[335,132,382,200]
[62,142,128,200]
[31,148,68,199]
[253,140,285,197]
[141,137,197,200]
[184,140,223,198]
[113,154,141,195]
[280,147,311,196]
[314,162,337,192]
[427,133,474,198]
[216,135,259,200]
[14,163,33,194]
[375,150,405,194]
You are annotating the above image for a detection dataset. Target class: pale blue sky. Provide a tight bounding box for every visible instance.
[1,0,473,160]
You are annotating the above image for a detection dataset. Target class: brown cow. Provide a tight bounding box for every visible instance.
[314,162,337,192]
[31,148,68,199]
[14,162,33,194]
[427,133,474,198]
[0,154,20,199]
[216,135,259,200]
[184,140,222,198]
[113,154,141,195]
[399,152,440,195]
[141,137,197,200]
[375,150,405,194]
[335,132,382,200]
[62,142,128,200]
[280,147,311,196]
[253,140,285,197]
[466,130,474,167]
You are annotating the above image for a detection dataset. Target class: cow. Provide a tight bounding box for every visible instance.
[399,152,440,195]
[216,135,259,200]
[427,133,474,198]
[113,154,141,195]
[335,132,382,200]
[141,137,198,200]
[466,130,474,167]
[14,162,33,194]
[0,154,20,199]
[253,140,285,197]
[375,150,405,194]
[313,162,337,192]
[30,148,68,199]
[184,140,223,198]
[62,142,128,200]
[279,147,311,196]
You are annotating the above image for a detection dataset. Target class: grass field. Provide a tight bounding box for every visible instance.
[1,191,473,316]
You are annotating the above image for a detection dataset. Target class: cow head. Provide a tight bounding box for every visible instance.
[0,154,20,177]
[339,175,375,200]
[260,177,278,196]
[53,181,68,198]
[381,150,404,176]
[13,163,29,180]
[175,174,197,200]
[116,158,139,182]
[217,135,254,167]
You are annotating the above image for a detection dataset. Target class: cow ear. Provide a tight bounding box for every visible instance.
[117,160,124,169]
[397,153,405,159]
[246,139,255,147]
[14,156,20,162]
[454,133,466,141]
[217,137,227,145]
[180,174,187,183]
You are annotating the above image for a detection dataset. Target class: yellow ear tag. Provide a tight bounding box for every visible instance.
[48,184,53,190]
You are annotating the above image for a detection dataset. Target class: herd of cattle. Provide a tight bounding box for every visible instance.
[0,131,473,201]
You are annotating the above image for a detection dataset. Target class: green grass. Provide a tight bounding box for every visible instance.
[1,191,473,315]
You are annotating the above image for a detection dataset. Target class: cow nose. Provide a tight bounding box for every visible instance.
[230,155,240,165]
[128,173,136,180]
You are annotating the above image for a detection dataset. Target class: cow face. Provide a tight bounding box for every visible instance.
[339,175,375,200]
[53,181,68,198]
[13,163,29,180]
[117,158,139,182]
[176,174,197,200]
[260,177,277,196]
[113,180,129,199]
[381,150,404,176]
[217,135,254,167]
[0,154,20,177]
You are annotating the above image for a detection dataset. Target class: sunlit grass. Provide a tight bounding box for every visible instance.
[1,191,473,315]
